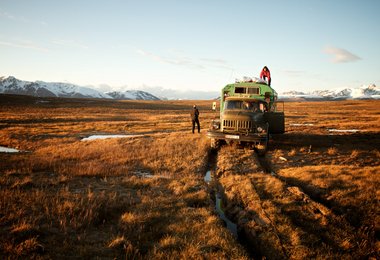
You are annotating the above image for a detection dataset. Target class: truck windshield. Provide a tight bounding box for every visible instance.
[225,100,264,112]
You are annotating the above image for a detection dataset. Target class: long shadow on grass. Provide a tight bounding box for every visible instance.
[257,148,377,258]
[278,175,375,232]
[1,117,139,125]
[270,132,380,151]
[279,200,355,257]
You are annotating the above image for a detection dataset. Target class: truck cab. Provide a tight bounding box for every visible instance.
[207,79,285,154]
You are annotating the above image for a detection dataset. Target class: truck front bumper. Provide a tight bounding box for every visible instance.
[206,130,267,143]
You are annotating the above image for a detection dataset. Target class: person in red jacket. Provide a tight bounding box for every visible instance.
[260,66,271,86]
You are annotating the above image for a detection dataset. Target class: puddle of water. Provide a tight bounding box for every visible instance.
[135,172,154,178]
[0,146,20,153]
[204,169,238,237]
[81,134,144,141]
[215,194,238,237]
[204,170,212,183]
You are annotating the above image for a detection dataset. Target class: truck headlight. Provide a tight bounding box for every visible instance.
[257,126,266,133]
[212,122,220,130]
[210,120,220,130]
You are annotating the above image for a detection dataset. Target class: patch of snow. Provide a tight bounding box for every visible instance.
[81,134,144,141]
[328,129,360,133]
[0,146,20,153]
[289,123,314,126]
[134,171,170,179]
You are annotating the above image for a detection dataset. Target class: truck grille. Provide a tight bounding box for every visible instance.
[223,120,253,131]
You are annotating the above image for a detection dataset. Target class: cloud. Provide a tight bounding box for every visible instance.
[200,58,234,70]
[282,70,307,77]
[137,49,234,71]
[89,84,114,92]
[0,40,49,52]
[200,58,228,64]
[137,49,204,70]
[0,10,16,20]
[51,39,89,49]
[0,9,28,22]
[0,9,47,26]
[324,46,361,63]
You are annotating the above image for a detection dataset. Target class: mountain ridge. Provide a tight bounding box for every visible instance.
[1,76,379,101]
[0,76,159,100]
[279,84,380,100]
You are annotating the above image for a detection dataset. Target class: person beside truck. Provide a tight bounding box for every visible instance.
[190,105,200,134]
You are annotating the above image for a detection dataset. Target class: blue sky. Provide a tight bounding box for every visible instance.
[1,0,379,93]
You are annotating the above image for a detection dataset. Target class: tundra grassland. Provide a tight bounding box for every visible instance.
[214,100,379,259]
[0,94,379,259]
[0,95,247,259]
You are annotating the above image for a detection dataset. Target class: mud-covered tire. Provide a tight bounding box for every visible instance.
[255,135,269,156]
[265,112,285,134]
[256,144,267,156]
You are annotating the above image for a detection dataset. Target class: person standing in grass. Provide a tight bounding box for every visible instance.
[190,105,200,133]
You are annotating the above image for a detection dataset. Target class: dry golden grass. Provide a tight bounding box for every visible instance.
[265,100,380,259]
[327,146,338,155]
[0,94,379,259]
[0,95,247,259]
[208,100,379,259]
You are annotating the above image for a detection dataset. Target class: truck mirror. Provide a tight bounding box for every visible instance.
[212,102,217,111]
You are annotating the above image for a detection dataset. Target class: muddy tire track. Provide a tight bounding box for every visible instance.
[257,155,335,217]
[260,152,378,250]
[212,146,372,259]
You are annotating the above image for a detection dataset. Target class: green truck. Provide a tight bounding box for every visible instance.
[206,79,285,154]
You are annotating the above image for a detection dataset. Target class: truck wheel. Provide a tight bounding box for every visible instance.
[265,112,285,134]
[256,135,268,156]
[256,144,267,156]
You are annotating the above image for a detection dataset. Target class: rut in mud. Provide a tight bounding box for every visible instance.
[210,145,375,259]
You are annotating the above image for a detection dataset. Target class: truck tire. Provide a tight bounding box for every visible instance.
[255,133,269,156]
[265,112,285,134]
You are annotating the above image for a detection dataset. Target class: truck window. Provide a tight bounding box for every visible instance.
[247,87,260,94]
[225,100,263,112]
[235,87,246,94]
[225,100,243,110]
[250,102,261,112]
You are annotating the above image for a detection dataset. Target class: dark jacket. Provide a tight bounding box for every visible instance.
[190,108,199,120]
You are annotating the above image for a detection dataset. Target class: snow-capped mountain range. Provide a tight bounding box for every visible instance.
[0,76,379,101]
[106,90,159,100]
[0,76,159,100]
[279,84,380,100]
